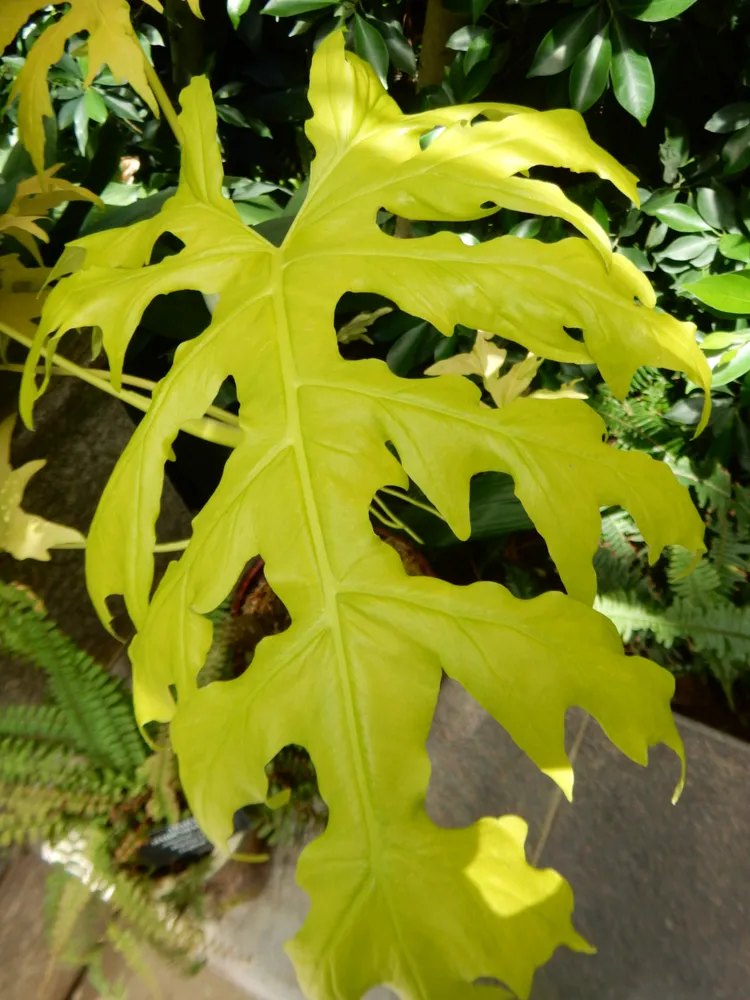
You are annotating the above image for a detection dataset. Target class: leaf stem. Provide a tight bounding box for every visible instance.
[142,50,185,145]
[0,363,239,427]
[378,485,446,522]
[0,322,241,449]
[55,539,191,553]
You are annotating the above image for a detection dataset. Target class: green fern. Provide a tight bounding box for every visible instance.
[0,704,72,744]
[596,592,750,659]
[591,369,686,456]
[0,582,146,773]
[667,549,722,604]
[594,509,647,594]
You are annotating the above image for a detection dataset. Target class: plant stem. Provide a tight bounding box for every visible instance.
[379,486,446,522]
[142,51,184,145]
[0,322,241,449]
[0,364,239,427]
[56,539,191,552]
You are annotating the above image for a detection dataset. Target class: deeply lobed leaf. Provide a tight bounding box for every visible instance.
[22,34,709,999]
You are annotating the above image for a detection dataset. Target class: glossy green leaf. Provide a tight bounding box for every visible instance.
[569,23,611,113]
[696,185,737,231]
[701,329,750,351]
[719,233,750,262]
[690,270,750,313]
[705,102,750,134]
[528,5,601,78]
[227,0,252,28]
[710,341,750,386]
[657,234,717,261]
[653,203,713,233]
[377,20,416,76]
[353,13,389,88]
[722,124,750,176]
[261,0,337,15]
[22,36,708,998]
[465,29,494,75]
[616,0,699,20]
[84,87,108,124]
[611,18,654,125]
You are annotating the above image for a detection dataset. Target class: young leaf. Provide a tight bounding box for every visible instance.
[528,5,601,78]
[569,23,611,114]
[705,102,750,134]
[22,36,707,997]
[0,414,85,561]
[0,0,161,175]
[353,13,389,89]
[690,271,750,313]
[616,0,699,20]
[611,18,655,125]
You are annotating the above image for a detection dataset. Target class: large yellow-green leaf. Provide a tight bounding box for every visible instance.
[0,0,200,175]
[0,414,84,561]
[22,33,706,999]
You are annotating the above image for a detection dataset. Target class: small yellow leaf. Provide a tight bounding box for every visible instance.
[0,415,85,561]
[0,167,100,261]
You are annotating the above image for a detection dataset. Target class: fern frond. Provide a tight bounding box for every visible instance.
[710,523,750,597]
[197,599,235,687]
[594,509,646,593]
[592,379,685,456]
[107,922,164,1000]
[594,592,680,645]
[141,747,180,827]
[596,592,750,662]
[44,865,96,968]
[0,583,146,773]
[668,457,733,519]
[0,736,132,797]
[667,549,721,603]
[0,704,72,744]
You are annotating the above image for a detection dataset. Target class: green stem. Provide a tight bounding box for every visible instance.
[1,364,239,427]
[0,322,241,449]
[372,495,424,545]
[379,486,446,522]
[142,50,184,144]
[55,539,190,552]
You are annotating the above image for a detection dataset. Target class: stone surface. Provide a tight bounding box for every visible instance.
[72,944,258,1000]
[0,852,83,1000]
[531,716,750,1000]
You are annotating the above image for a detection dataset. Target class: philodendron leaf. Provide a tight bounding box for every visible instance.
[22,34,708,999]
[0,415,85,561]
